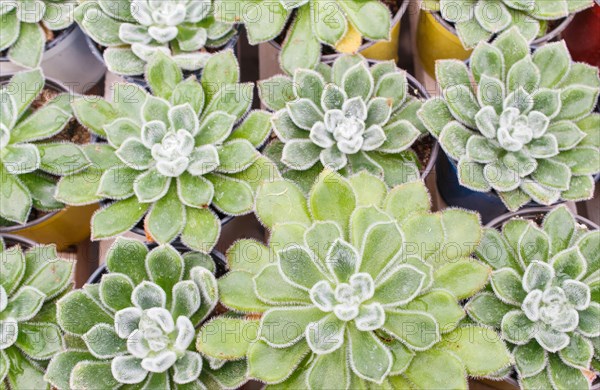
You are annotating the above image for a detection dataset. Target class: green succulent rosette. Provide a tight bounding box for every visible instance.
[419,28,600,211]
[260,54,429,193]
[0,238,74,389]
[214,0,394,74]
[55,51,277,252]
[74,0,236,76]
[421,0,594,49]
[45,237,248,389]
[196,170,513,389]
[0,68,89,226]
[468,205,600,389]
[1,0,77,67]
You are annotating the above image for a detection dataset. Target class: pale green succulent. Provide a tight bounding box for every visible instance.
[74,0,236,76]
[420,28,600,211]
[55,51,276,252]
[45,237,247,389]
[0,238,74,389]
[0,0,77,67]
[422,0,594,48]
[260,54,428,192]
[197,170,513,389]
[214,0,393,74]
[0,68,89,226]
[468,205,600,390]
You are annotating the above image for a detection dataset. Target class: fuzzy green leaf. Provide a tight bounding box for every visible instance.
[433,259,490,300]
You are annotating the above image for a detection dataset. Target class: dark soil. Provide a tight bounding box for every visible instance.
[413,135,434,174]
[0,85,92,227]
[32,87,91,145]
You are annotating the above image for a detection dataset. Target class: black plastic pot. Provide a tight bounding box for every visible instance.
[486,206,599,230]
[86,29,240,89]
[97,198,235,253]
[1,234,37,250]
[485,208,598,390]
[87,242,228,285]
[1,25,106,93]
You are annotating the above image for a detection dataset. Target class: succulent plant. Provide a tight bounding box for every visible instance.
[214,0,394,74]
[0,69,90,226]
[74,0,236,76]
[55,51,276,252]
[0,0,77,67]
[45,237,247,389]
[196,169,513,388]
[0,238,74,389]
[421,0,594,49]
[419,28,600,211]
[468,205,600,389]
[260,54,428,192]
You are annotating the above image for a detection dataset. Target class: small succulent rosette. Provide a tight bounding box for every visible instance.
[74,0,236,76]
[468,205,600,389]
[420,28,600,211]
[0,0,77,67]
[214,0,394,74]
[45,237,247,389]
[196,170,513,389]
[260,54,429,192]
[0,69,89,226]
[421,0,594,49]
[0,238,74,389]
[55,51,276,252]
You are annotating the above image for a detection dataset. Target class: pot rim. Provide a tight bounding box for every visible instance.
[262,63,439,181]
[0,74,80,234]
[0,233,38,250]
[85,26,241,80]
[0,24,77,63]
[486,206,599,230]
[129,213,235,239]
[269,0,409,58]
[86,247,228,284]
[442,150,600,210]
[429,10,575,46]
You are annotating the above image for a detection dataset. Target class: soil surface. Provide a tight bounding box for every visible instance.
[0,85,91,227]
[414,134,434,175]
[33,87,91,145]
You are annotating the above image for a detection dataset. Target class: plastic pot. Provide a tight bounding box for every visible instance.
[86,30,240,89]
[563,2,600,67]
[0,75,98,251]
[416,10,574,78]
[270,0,409,65]
[0,26,106,94]
[478,205,598,390]
[0,234,37,250]
[436,150,532,225]
[472,378,519,390]
[87,243,228,284]
[487,205,599,230]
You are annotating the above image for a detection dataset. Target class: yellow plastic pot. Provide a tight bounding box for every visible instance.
[0,204,98,251]
[271,0,408,64]
[324,0,408,63]
[416,10,472,78]
[416,10,575,79]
